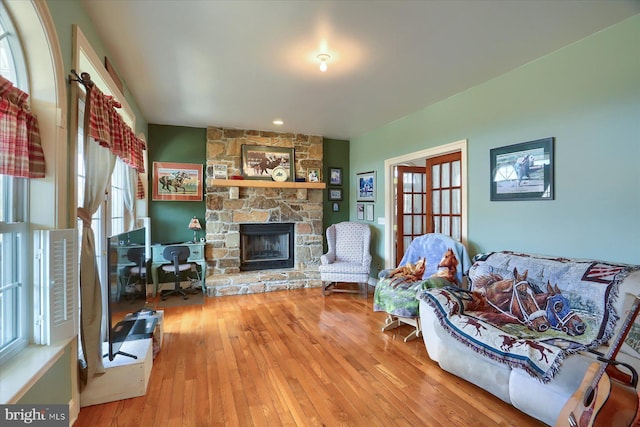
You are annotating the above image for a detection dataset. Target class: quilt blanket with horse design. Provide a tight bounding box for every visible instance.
[419,251,636,383]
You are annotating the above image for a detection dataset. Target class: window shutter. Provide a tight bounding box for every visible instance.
[35,229,78,345]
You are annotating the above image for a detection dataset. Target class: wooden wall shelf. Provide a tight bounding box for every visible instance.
[211,179,326,190]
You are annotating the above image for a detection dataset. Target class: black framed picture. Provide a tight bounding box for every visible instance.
[328,188,343,201]
[241,145,294,181]
[490,137,554,201]
[332,202,339,212]
[329,167,342,186]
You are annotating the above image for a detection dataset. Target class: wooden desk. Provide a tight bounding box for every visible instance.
[150,242,206,294]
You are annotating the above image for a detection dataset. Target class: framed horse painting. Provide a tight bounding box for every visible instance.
[152,162,203,201]
[241,145,295,181]
[490,137,554,201]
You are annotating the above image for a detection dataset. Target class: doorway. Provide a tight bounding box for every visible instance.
[383,140,467,269]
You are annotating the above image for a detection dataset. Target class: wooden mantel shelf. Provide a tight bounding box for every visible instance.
[211,179,326,190]
[210,178,325,200]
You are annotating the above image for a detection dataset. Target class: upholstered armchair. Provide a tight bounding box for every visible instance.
[374,233,471,342]
[319,222,372,297]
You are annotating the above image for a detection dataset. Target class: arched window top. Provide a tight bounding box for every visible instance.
[0,4,27,91]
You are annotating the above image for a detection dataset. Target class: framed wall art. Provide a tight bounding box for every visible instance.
[328,188,343,201]
[307,168,320,182]
[357,170,376,202]
[241,145,294,181]
[490,137,554,201]
[365,204,374,222]
[329,167,342,186]
[212,163,228,180]
[357,203,364,220]
[153,162,203,201]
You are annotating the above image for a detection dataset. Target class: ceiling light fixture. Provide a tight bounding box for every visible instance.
[272,119,284,125]
[316,53,330,72]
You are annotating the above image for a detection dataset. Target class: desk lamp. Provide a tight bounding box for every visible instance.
[188,217,202,243]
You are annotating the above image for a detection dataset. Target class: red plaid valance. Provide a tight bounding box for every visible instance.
[136,173,145,199]
[86,84,146,174]
[0,75,45,178]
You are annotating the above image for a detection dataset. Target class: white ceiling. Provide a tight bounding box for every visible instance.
[80,0,639,141]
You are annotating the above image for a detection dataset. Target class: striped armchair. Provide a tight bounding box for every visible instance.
[319,222,372,297]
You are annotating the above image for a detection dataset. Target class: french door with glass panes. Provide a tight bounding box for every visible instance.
[426,152,462,240]
[395,152,462,264]
[396,166,426,265]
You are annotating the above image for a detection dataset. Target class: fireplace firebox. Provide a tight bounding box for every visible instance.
[240,223,295,271]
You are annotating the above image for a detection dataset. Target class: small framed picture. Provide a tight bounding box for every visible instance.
[329,167,342,186]
[332,202,339,212]
[365,204,374,222]
[357,203,364,220]
[328,188,343,201]
[307,168,320,182]
[212,164,228,180]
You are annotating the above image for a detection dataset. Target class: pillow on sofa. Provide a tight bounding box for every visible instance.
[620,291,640,358]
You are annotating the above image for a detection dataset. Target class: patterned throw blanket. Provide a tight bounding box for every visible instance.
[419,251,636,383]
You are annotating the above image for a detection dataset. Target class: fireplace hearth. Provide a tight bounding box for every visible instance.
[240,223,295,271]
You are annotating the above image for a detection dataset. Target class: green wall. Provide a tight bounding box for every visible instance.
[351,14,640,265]
[322,138,350,227]
[148,124,207,244]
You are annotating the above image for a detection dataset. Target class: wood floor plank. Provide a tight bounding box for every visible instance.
[74,288,546,426]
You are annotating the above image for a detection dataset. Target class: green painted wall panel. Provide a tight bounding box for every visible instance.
[322,138,350,227]
[148,125,207,244]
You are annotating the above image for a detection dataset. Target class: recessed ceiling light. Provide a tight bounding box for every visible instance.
[273,119,284,125]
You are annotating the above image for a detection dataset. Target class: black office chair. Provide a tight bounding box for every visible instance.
[123,247,148,302]
[161,245,200,300]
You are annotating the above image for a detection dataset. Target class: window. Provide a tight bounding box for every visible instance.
[0,0,71,405]
[76,93,129,289]
[73,26,139,338]
[0,3,30,364]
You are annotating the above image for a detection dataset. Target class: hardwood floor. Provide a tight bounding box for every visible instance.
[74,288,545,426]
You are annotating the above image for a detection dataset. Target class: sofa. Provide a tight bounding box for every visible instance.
[417,251,640,426]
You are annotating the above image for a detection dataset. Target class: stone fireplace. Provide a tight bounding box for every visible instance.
[203,127,324,296]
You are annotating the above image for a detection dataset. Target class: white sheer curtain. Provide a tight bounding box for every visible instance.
[75,75,146,387]
[123,165,137,231]
[77,137,116,387]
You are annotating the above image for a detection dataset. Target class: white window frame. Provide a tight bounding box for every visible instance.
[0,0,32,365]
[0,0,71,406]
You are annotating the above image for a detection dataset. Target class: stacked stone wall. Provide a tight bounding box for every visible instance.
[204,127,323,296]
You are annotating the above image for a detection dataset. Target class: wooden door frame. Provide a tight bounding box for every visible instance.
[383,139,468,270]
[396,165,427,265]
